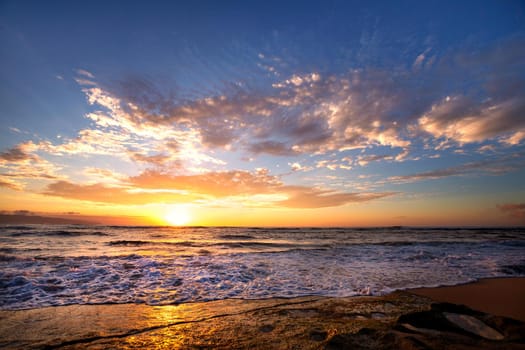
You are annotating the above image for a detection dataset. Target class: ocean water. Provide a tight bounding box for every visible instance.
[1,225,524,310]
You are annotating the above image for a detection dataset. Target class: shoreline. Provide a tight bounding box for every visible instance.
[1,277,524,349]
[1,276,524,312]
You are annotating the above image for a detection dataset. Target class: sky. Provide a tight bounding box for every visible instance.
[0,0,524,226]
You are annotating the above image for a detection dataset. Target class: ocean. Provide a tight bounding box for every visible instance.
[1,225,524,310]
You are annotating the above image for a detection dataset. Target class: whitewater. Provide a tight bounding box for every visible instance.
[1,225,524,310]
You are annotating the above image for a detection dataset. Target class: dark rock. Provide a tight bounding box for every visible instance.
[309,328,328,341]
[397,308,457,334]
[482,315,525,341]
[259,324,274,333]
[325,328,395,350]
[443,312,504,340]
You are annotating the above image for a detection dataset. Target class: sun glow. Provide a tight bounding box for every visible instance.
[164,205,191,226]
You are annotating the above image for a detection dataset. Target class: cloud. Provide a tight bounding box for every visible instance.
[82,167,127,184]
[43,181,200,205]
[128,151,171,166]
[417,37,525,147]
[128,169,282,198]
[248,141,297,156]
[77,69,95,78]
[12,210,35,216]
[418,95,525,145]
[37,129,132,156]
[43,168,392,208]
[80,69,412,160]
[497,203,525,219]
[357,154,393,167]
[2,36,524,213]
[288,162,313,172]
[277,187,395,208]
[0,143,37,163]
[0,178,23,191]
[388,153,525,183]
[0,142,62,190]
[47,36,522,171]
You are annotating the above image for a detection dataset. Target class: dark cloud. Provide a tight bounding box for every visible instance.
[0,145,35,162]
[13,210,35,216]
[388,153,525,183]
[248,141,297,156]
[128,151,171,166]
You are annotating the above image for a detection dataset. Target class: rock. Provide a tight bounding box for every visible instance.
[1,294,524,349]
[258,324,274,333]
[399,323,443,336]
[309,328,328,341]
[443,312,504,340]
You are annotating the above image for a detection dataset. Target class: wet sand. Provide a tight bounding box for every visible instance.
[409,277,525,322]
[1,278,524,349]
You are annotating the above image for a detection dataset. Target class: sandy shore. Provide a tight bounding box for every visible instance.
[1,277,524,349]
[409,277,525,322]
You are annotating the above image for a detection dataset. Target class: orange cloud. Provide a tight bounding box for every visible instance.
[43,181,200,205]
[0,178,23,191]
[497,203,525,219]
[43,169,393,209]
[128,169,282,197]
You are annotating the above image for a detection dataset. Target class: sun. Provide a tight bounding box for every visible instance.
[164,205,191,226]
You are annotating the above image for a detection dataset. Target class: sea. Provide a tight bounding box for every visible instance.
[1,225,524,310]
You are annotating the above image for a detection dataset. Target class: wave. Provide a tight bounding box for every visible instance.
[9,230,109,237]
[107,240,151,246]
[217,234,256,240]
[499,262,525,275]
[106,240,310,250]
[0,225,36,230]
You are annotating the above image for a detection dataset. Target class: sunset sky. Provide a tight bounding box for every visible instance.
[1,1,524,226]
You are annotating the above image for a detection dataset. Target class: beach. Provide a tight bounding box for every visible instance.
[410,277,525,322]
[1,277,524,349]
[1,226,524,348]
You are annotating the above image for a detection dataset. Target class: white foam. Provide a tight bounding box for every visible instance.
[0,226,524,309]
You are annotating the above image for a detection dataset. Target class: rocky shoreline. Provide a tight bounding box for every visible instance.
[1,290,524,349]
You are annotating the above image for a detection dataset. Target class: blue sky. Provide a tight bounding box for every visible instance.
[1,1,524,225]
